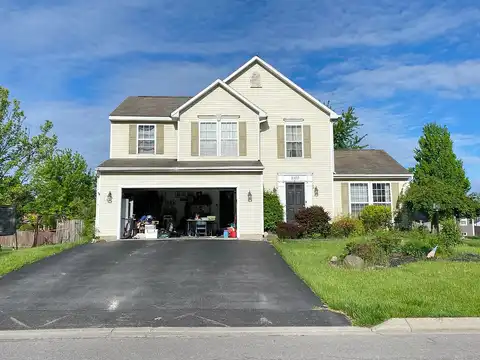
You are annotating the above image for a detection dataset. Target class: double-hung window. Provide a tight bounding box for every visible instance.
[349,183,392,217]
[285,124,303,158]
[199,121,238,156]
[350,183,369,217]
[137,125,155,154]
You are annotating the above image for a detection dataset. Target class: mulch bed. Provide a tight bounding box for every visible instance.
[449,253,480,262]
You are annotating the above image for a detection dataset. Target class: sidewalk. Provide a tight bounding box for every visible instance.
[1,318,480,340]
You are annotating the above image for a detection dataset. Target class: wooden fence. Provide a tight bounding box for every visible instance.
[0,220,84,248]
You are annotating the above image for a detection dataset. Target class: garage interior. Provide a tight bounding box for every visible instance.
[120,188,237,239]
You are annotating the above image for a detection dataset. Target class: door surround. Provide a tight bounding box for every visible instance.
[277,173,313,221]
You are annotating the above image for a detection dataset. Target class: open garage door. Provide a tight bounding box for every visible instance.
[120,188,237,239]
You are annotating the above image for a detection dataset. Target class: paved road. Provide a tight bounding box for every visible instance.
[1,333,479,359]
[0,240,348,329]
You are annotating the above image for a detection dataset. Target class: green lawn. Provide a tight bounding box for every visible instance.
[0,240,89,277]
[273,239,480,326]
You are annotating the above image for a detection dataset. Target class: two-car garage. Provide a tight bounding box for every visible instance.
[95,159,264,240]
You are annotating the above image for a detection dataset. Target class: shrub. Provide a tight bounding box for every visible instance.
[276,221,304,239]
[439,218,462,250]
[331,215,364,238]
[359,205,392,232]
[294,206,331,237]
[344,241,388,266]
[263,190,284,232]
[372,230,402,254]
[18,223,34,231]
[401,238,431,258]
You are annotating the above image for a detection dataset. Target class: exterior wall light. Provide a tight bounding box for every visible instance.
[314,186,319,197]
[106,191,113,203]
[248,190,252,202]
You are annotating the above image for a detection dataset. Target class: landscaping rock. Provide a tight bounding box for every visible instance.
[343,255,365,269]
[330,256,338,263]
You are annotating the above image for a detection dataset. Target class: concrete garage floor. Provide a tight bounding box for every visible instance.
[0,241,349,329]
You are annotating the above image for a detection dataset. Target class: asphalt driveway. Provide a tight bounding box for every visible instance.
[0,240,349,329]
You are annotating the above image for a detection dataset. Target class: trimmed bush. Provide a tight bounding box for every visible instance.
[401,238,431,258]
[331,215,364,238]
[276,221,304,239]
[439,218,462,250]
[372,231,402,254]
[294,206,331,237]
[359,205,392,232]
[344,241,388,266]
[263,190,284,232]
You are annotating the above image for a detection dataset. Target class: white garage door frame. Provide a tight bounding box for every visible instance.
[117,184,239,240]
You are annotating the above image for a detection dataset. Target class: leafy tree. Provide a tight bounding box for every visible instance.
[402,123,474,230]
[333,106,368,149]
[27,149,95,245]
[0,87,57,214]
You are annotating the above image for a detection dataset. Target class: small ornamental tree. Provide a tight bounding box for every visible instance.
[263,189,283,232]
[295,206,331,237]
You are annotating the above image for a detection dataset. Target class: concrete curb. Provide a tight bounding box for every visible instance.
[372,318,480,333]
[0,327,370,340]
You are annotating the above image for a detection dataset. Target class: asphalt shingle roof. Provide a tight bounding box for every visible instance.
[110,96,192,117]
[334,149,410,175]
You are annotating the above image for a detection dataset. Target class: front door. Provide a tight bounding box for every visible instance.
[286,183,305,222]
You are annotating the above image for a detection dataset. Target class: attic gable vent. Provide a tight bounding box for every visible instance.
[250,71,262,88]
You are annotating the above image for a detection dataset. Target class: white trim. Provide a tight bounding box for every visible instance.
[348,181,393,216]
[109,116,173,121]
[284,122,304,159]
[330,120,335,215]
[335,174,412,179]
[260,172,264,235]
[283,118,304,123]
[97,166,264,173]
[109,123,113,158]
[223,56,340,120]
[171,79,267,120]
[136,124,156,155]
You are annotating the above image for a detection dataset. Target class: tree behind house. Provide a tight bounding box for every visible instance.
[333,106,368,150]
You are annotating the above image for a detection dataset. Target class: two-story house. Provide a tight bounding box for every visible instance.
[96,56,412,240]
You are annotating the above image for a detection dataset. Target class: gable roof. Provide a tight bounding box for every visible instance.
[334,150,411,176]
[110,96,191,118]
[171,79,267,119]
[224,56,340,120]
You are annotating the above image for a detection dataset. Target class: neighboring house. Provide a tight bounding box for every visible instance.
[95,56,412,240]
[458,217,480,237]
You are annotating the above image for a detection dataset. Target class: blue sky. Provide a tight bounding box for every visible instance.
[2,0,480,191]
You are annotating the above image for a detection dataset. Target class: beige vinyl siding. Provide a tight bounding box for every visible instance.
[177,87,259,161]
[334,178,411,216]
[110,122,177,158]
[228,64,334,214]
[96,172,263,240]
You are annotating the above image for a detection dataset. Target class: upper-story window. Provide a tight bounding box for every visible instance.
[285,124,303,158]
[199,121,238,156]
[138,125,155,154]
[349,182,392,217]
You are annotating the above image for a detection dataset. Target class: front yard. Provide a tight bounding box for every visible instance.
[274,239,480,326]
[0,240,89,277]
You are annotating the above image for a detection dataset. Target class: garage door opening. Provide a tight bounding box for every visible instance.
[120,188,237,239]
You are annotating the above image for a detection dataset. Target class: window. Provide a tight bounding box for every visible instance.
[138,125,155,154]
[199,121,238,156]
[199,122,217,156]
[460,219,468,226]
[286,124,303,158]
[220,122,238,156]
[349,182,392,217]
[350,183,369,217]
[372,183,391,207]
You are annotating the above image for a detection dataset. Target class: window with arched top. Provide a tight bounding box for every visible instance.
[250,72,262,88]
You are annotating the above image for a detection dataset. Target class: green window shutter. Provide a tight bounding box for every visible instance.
[341,183,349,215]
[277,125,285,159]
[239,122,247,156]
[303,125,311,158]
[129,124,137,154]
[191,122,199,156]
[391,182,400,210]
[156,124,164,154]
